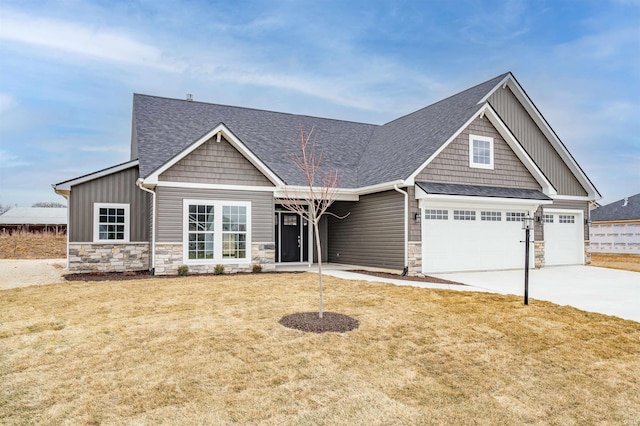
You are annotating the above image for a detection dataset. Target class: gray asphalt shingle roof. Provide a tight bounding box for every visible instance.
[591,193,640,221]
[415,181,552,201]
[133,72,510,188]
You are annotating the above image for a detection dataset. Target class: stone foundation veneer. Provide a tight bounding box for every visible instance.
[68,242,149,273]
[408,241,423,276]
[534,241,545,269]
[584,241,591,265]
[154,242,276,275]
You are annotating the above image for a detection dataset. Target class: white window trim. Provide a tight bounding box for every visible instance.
[93,203,130,243]
[469,134,494,170]
[182,199,252,265]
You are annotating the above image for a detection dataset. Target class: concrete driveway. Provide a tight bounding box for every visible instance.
[432,266,640,323]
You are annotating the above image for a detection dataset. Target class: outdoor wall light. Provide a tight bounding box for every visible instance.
[585,218,592,225]
[414,213,421,223]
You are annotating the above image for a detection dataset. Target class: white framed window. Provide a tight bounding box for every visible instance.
[93,203,130,242]
[506,212,525,222]
[543,214,554,223]
[559,215,575,224]
[183,199,251,263]
[454,210,476,221]
[481,211,501,221]
[425,209,448,220]
[469,134,494,169]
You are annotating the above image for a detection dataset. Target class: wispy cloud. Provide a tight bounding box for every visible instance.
[0,9,186,72]
[0,93,15,114]
[0,150,31,168]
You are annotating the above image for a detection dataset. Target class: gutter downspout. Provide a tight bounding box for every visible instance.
[52,185,70,271]
[136,179,156,274]
[393,184,409,276]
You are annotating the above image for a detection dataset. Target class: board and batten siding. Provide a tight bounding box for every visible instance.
[69,166,150,242]
[489,86,587,197]
[159,136,273,186]
[328,190,404,270]
[416,115,541,191]
[155,187,274,243]
[544,199,590,241]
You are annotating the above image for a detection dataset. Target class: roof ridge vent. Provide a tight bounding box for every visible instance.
[186,94,193,102]
[623,197,628,206]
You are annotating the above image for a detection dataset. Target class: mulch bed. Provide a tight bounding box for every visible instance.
[279,312,360,333]
[64,270,304,282]
[349,270,464,285]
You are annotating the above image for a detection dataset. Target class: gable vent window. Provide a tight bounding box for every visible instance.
[469,134,494,169]
[94,203,130,242]
[559,215,575,224]
[425,209,448,220]
[481,211,501,221]
[506,212,525,222]
[543,214,554,223]
[454,210,476,221]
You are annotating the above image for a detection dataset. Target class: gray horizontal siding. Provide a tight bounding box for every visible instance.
[69,166,149,242]
[489,86,587,196]
[159,136,273,186]
[155,186,274,242]
[416,116,541,190]
[545,199,590,241]
[328,190,404,270]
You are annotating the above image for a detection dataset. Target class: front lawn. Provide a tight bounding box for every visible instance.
[1,273,638,424]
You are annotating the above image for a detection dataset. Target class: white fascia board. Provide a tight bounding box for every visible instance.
[417,192,553,207]
[274,186,359,201]
[551,194,593,201]
[143,123,284,186]
[502,78,600,200]
[404,110,483,186]
[482,105,557,196]
[53,160,140,192]
[156,181,276,192]
[274,179,406,201]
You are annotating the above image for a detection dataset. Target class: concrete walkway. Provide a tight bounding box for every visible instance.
[284,263,640,323]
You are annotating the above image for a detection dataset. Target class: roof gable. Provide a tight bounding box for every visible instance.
[356,73,510,186]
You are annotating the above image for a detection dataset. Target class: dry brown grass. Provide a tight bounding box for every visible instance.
[0,231,66,259]
[591,253,640,272]
[1,273,639,425]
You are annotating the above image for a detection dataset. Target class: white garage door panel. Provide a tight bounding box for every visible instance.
[422,207,533,274]
[545,212,583,266]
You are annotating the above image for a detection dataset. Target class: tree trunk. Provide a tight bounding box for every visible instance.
[314,220,323,319]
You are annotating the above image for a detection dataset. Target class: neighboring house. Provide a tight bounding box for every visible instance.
[590,194,640,254]
[53,72,600,275]
[0,207,67,234]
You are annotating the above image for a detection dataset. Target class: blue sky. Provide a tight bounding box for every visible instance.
[0,0,638,207]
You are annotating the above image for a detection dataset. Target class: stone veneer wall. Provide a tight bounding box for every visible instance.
[584,241,591,265]
[68,243,149,272]
[154,242,276,275]
[534,241,545,269]
[408,241,423,276]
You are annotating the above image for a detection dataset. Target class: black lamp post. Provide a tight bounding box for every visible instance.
[522,214,534,305]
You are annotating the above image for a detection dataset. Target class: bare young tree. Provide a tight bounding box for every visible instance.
[279,125,346,319]
[0,204,11,215]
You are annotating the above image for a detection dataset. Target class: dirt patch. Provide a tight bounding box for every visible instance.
[0,259,66,290]
[590,253,640,272]
[279,312,360,333]
[349,270,464,285]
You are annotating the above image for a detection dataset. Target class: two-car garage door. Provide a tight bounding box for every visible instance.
[421,204,585,273]
[421,204,535,273]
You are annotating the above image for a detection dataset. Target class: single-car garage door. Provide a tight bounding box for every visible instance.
[421,204,535,273]
[544,210,584,266]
